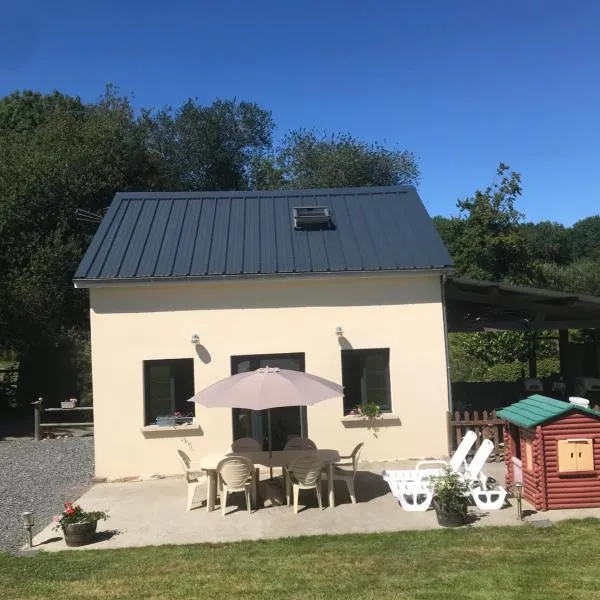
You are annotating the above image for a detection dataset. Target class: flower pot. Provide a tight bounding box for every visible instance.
[433,500,469,528]
[63,521,97,547]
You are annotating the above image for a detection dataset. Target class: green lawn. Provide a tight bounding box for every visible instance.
[2,520,600,600]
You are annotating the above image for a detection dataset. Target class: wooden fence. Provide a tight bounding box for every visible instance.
[447,410,505,459]
[447,404,600,459]
[33,399,93,440]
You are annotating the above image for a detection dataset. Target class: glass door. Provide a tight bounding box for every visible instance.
[231,353,307,451]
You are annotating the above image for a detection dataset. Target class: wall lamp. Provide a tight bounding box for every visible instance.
[335,326,343,338]
[190,334,200,345]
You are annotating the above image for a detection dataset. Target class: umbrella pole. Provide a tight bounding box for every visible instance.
[267,408,273,479]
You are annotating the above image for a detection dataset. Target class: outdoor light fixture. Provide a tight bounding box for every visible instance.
[21,511,34,548]
[190,334,200,345]
[335,326,343,337]
[513,482,523,521]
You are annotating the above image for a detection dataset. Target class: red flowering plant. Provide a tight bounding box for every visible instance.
[53,502,108,530]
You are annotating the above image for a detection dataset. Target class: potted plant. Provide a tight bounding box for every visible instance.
[54,502,108,547]
[431,467,470,527]
[355,401,381,419]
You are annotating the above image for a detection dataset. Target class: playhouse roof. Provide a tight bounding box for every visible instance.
[497,394,600,428]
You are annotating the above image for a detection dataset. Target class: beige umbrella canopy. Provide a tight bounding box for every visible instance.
[187,366,343,410]
[188,367,344,458]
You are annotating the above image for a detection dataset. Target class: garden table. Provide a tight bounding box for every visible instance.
[194,449,340,512]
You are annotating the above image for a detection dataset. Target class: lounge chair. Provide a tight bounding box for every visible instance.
[382,430,477,491]
[177,449,205,511]
[384,438,496,512]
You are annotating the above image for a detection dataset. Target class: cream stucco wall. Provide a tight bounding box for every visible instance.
[88,273,450,479]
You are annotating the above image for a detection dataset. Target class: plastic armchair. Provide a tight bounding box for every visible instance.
[322,442,363,504]
[286,456,325,514]
[231,437,262,452]
[177,449,205,511]
[217,455,254,516]
[284,437,317,451]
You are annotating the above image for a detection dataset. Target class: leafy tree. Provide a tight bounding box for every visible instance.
[570,216,600,261]
[0,87,164,404]
[432,216,465,262]
[255,129,419,190]
[0,90,85,133]
[451,163,532,283]
[145,98,274,191]
[520,221,572,266]
[537,258,600,297]
[458,331,555,366]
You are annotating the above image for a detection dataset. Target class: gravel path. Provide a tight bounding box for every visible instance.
[0,437,93,553]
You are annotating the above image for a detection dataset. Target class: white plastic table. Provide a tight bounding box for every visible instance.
[194,449,340,511]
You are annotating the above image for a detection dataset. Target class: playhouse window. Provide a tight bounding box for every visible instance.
[524,439,533,471]
[557,439,594,474]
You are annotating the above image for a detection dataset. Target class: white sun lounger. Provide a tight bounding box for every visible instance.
[384,438,502,512]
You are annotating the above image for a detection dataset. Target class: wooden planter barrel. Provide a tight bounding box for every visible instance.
[63,521,97,547]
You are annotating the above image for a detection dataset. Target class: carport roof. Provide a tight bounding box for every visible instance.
[445,276,600,332]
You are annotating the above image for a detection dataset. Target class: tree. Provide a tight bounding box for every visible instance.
[254,129,419,190]
[144,98,275,191]
[451,163,532,283]
[520,221,572,266]
[432,216,465,263]
[0,87,165,404]
[570,216,600,261]
[537,258,600,297]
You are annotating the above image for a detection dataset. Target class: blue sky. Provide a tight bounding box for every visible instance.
[1,0,599,225]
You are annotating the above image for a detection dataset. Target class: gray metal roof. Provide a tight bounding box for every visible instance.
[74,186,453,284]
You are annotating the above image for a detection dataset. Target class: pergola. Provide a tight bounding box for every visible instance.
[444,276,600,377]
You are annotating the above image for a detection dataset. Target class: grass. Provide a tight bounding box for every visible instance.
[2,520,600,599]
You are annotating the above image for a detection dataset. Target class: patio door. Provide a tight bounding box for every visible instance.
[231,353,307,451]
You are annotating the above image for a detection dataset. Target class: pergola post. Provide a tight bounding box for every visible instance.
[595,329,600,377]
[559,329,569,377]
[528,339,537,378]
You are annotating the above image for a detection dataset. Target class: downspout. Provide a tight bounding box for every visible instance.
[441,273,453,412]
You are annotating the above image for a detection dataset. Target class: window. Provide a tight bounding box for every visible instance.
[230,353,306,450]
[557,439,594,474]
[292,206,332,229]
[524,439,533,471]
[341,349,391,414]
[143,359,195,425]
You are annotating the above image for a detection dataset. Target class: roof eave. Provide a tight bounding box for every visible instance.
[73,266,454,289]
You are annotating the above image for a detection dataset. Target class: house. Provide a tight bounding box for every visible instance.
[74,186,454,479]
[498,394,600,510]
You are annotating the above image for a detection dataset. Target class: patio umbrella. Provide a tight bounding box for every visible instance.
[188,367,343,459]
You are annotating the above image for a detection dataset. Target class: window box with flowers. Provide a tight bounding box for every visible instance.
[54,502,109,547]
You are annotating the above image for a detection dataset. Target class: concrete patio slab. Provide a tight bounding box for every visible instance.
[30,461,600,552]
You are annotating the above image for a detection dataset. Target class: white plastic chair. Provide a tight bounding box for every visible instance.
[217,455,254,516]
[322,442,363,504]
[286,456,325,514]
[177,449,205,511]
[284,437,317,451]
[232,437,262,452]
